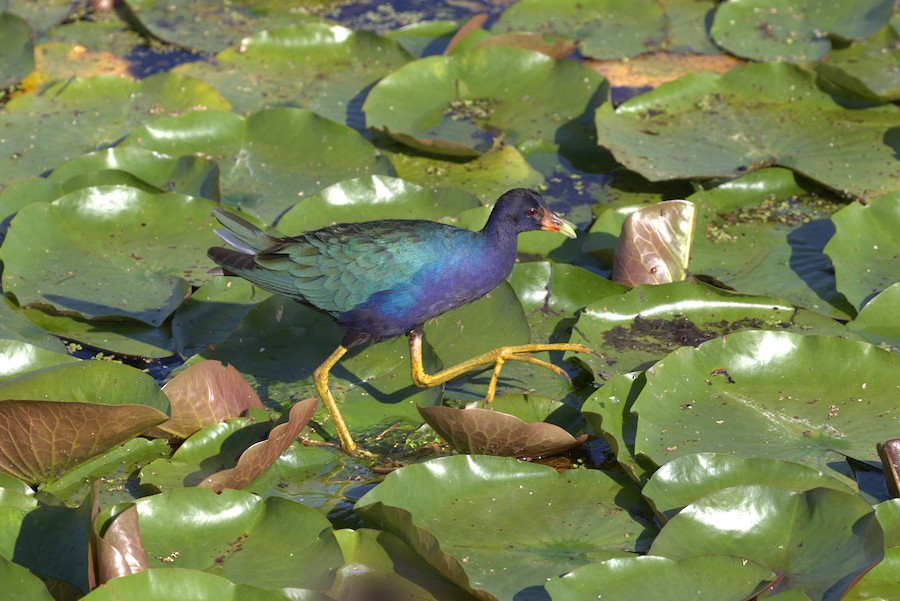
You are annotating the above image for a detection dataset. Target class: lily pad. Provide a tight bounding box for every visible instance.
[0,186,221,326]
[277,175,482,233]
[825,192,900,312]
[47,147,222,202]
[817,25,900,102]
[81,568,293,601]
[650,485,883,601]
[0,12,33,89]
[122,108,393,223]
[0,73,229,185]
[94,505,149,584]
[611,199,696,286]
[687,168,852,319]
[174,23,412,127]
[0,400,167,485]
[418,406,587,457]
[594,62,900,200]
[364,45,607,156]
[493,0,668,60]
[384,145,545,205]
[20,307,175,359]
[642,453,856,521]
[199,399,317,493]
[569,281,853,376]
[0,339,79,382]
[120,0,323,54]
[848,283,900,350]
[356,455,657,600]
[710,0,893,63]
[631,331,900,475]
[5,0,79,33]
[546,554,773,601]
[159,360,266,439]
[0,556,55,601]
[116,488,343,591]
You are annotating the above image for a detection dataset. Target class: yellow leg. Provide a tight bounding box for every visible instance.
[312,345,370,456]
[407,328,594,404]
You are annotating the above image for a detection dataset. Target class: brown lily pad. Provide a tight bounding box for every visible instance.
[418,405,587,458]
[198,398,318,493]
[0,400,168,485]
[613,200,696,286]
[95,505,149,585]
[159,360,266,439]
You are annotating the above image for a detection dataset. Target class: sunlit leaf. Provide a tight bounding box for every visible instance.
[848,283,900,351]
[0,340,79,382]
[594,62,900,199]
[418,406,587,457]
[199,399,317,493]
[95,506,149,585]
[81,568,292,601]
[612,199,695,286]
[0,12,33,89]
[650,485,883,601]
[0,555,55,601]
[160,360,265,439]
[0,400,167,485]
[356,455,657,600]
[817,25,900,102]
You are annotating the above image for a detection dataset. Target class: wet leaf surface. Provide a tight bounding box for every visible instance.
[160,360,266,439]
[94,505,149,584]
[611,199,695,286]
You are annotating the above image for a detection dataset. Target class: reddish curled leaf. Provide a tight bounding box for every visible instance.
[198,398,317,493]
[418,406,587,458]
[159,360,265,439]
[96,506,149,585]
[613,199,696,286]
[0,400,168,485]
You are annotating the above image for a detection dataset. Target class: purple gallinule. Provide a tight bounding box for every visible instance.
[208,188,593,455]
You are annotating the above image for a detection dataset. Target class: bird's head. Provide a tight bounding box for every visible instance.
[489,189,577,239]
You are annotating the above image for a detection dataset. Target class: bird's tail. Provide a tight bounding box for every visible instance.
[210,208,282,254]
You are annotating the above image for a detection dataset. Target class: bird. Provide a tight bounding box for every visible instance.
[207,188,594,455]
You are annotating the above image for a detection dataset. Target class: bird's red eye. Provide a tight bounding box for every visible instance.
[526,208,538,217]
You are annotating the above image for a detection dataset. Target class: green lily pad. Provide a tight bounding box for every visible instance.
[632,331,900,475]
[642,453,856,521]
[569,281,853,376]
[48,147,222,202]
[493,0,668,60]
[385,145,545,204]
[650,485,883,601]
[174,23,412,127]
[581,371,657,485]
[710,0,893,63]
[356,455,657,600]
[0,296,70,354]
[594,62,900,200]
[277,175,482,233]
[364,46,607,156]
[546,554,774,601]
[0,12,33,89]
[0,556,55,601]
[844,547,900,601]
[172,278,270,359]
[20,307,175,359]
[825,192,900,312]
[687,168,852,319]
[0,73,229,185]
[0,359,170,413]
[81,568,293,601]
[120,0,324,54]
[848,283,900,351]
[114,488,343,591]
[123,108,393,224]
[817,24,900,102]
[6,0,78,33]
[0,186,221,326]
[612,199,696,286]
[0,339,79,382]
[331,528,475,601]
[385,20,459,58]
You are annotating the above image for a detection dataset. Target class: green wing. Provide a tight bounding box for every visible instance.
[255,221,461,315]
